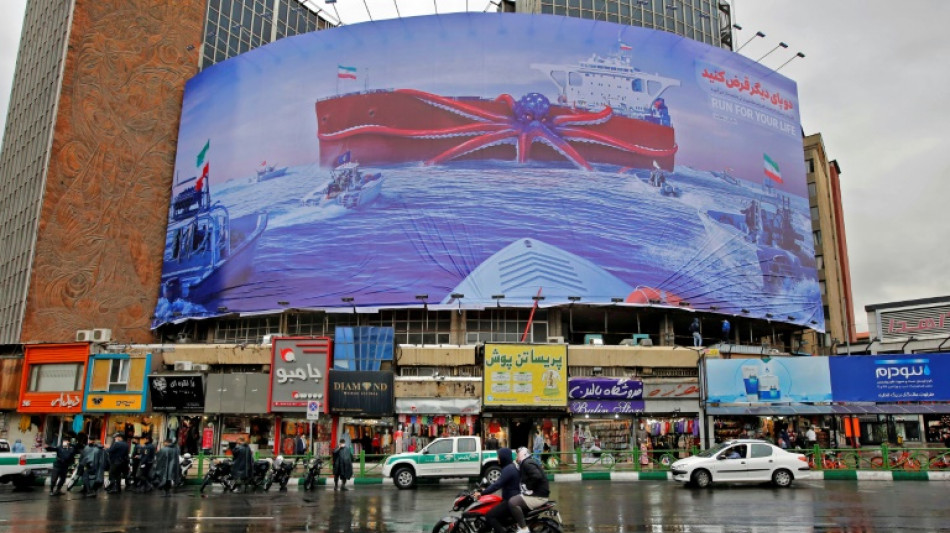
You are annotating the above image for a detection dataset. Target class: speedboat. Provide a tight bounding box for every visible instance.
[301,153,384,209]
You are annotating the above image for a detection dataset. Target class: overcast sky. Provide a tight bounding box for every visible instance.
[1,0,947,335]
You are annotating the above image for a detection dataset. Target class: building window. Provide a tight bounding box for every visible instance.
[28,363,83,392]
[466,309,547,344]
[816,255,824,272]
[810,206,819,222]
[813,230,822,247]
[109,360,130,392]
[215,315,282,343]
[806,158,815,173]
[807,182,817,198]
[819,282,827,297]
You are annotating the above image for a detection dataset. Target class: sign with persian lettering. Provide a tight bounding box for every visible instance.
[569,400,645,414]
[483,344,567,407]
[269,337,331,412]
[829,354,950,402]
[149,374,205,412]
[568,377,643,400]
[328,370,394,416]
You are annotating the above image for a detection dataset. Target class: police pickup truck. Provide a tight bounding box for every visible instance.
[382,436,501,489]
[0,439,56,490]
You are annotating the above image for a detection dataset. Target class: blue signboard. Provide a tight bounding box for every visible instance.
[706,357,832,404]
[829,354,950,402]
[154,13,819,331]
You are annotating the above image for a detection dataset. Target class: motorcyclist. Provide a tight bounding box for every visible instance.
[510,447,550,533]
[472,447,520,533]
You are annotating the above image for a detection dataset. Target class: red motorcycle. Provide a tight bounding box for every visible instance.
[431,486,563,533]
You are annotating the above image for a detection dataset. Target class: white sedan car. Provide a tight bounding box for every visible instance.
[671,439,809,488]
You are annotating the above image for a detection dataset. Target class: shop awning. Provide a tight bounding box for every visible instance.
[706,404,950,415]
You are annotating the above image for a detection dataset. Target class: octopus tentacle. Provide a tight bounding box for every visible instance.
[533,124,592,170]
[559,127,679,157]
[426,129,519,165]
[319,122,508,141]
[551,106,613,127]
[395,89,510,122]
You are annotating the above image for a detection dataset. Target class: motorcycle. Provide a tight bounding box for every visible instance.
[303,456,324,491]
[245,458,273,491]
[264,456,297,491]
[432,483,563,533]
[177,453,194,488]
[199,458,235,493]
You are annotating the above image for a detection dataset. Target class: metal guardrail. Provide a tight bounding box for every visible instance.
[191,445,950,480]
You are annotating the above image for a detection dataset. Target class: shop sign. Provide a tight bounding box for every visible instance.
[643,382,700,399]
[829,354,950,402]
[149,375,205,412]
[202,426,214,450]
[20,392,83,413]
[705,357,832,404]
[84,393,144,412]
[568,377,642,400]
[569,400,645,414]
[329,370,393,416]
[269,337,331,412]
[18,343,89,414]
[395,398,480,415]
[483,344,567,407]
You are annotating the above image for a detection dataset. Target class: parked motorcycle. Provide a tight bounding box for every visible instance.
[199,458,235,493]
[432,482,563,533]
[177,453,194,488]
[264,456,297,491]
[303,456,324,491]
[245,458,273,491]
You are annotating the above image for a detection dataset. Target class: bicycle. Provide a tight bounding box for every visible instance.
[928,452,950,470]
[870,450,922,470]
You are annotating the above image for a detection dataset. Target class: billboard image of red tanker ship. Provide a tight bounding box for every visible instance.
[154,13,822,332]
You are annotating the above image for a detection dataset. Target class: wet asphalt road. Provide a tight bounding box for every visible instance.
[0,479,948,532]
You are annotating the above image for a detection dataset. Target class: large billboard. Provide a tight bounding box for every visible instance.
[153,13,820,330]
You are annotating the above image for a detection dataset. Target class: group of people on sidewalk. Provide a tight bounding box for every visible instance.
[46,434,183,497]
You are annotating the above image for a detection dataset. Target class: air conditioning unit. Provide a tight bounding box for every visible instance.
[192,363,210,372]
[92,328,112,343]
[262,333,285,345]
[619,339,637,346]
[638,338,654,347]
[174,361,193,372]
[547,336,565,344]
[175,332,191,344]
[75,330,94,342]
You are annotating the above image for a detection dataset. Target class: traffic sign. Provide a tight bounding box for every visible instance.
[307,400,321,420]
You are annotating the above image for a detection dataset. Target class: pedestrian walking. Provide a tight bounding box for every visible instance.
[11,439,25,453]
[231,438,253,493]
[532,429,544,461]
[48,439,76,496]
[153,438,181,496]
[106,434,130,494]
[80,438,107,497]
[333,438,353,490]
[689,318,702,347]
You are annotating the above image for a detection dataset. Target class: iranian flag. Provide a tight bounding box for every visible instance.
[338,65,357,80]
[763,153,783,184]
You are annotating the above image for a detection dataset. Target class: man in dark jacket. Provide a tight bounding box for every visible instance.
[154,438,181,496]
[106,434,130,493]
[509,447,550,533]
[80,439,107,497]
[333,439,354,490]
[135,437,157,492]
[48,439,77,496]
[473,447,520,533]
[231,438,254,493]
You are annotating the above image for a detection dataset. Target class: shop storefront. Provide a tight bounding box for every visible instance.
[148,374,207,454]
[17,343,89,449]
[641,380,703,453]
[268,337,333,457]
[0,357,27,446]
[205,373,272,455]
[568,377,643,460]
[395,398,480,453]
[482,344,568,456]
[83,352,154,444]
[329,370,394,456]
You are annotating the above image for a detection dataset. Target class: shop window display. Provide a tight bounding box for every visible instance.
[278,418,332,457]
[924,415,950,445]
[221,416,272,454]
[165,415,202,455]
[574,419,630,462]
[396,415,476,453]
[342,418,395,456]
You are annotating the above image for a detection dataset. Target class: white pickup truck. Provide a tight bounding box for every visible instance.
[382,436,501,489]
[0,439,56,490]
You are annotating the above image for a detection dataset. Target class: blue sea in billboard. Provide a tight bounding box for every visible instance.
[153,13,822,330]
